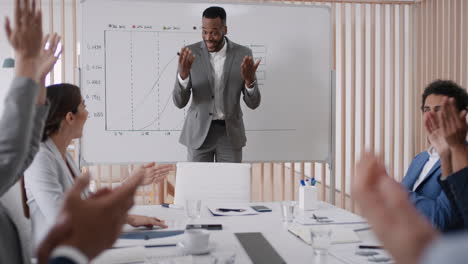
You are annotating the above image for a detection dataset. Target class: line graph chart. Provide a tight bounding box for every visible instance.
[104,30,199,131]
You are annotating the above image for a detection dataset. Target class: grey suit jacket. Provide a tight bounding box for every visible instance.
[25,138,83,248]
[173,38,261,149]
[0,77,49,264]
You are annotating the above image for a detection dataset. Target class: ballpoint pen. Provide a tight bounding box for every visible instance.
[359,245,384,249]
[216,208,246,212]
[145,244,177,248]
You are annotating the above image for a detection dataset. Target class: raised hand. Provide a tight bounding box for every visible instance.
[5,0,42,59]
[36,33,62,105]
[5,0,43,80]
[178,47,195,80]
[37,33,62,83]
[240,56,261,87]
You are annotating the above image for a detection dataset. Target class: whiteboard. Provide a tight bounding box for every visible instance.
[80,0,332,164]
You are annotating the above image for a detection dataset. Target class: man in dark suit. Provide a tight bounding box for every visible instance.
[173,6,261,162]
[401,80,468,231]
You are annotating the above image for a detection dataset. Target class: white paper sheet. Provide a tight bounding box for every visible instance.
[207,205,259,216]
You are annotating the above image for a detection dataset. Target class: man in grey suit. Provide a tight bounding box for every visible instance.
[1,1,145,263]
[173,6,261,163]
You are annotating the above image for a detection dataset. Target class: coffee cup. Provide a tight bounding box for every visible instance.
[182,229,210,252]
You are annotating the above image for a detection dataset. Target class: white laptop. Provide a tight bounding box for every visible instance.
[173,162,252,206]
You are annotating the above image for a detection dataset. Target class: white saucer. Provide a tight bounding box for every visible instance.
[177,241,215,255]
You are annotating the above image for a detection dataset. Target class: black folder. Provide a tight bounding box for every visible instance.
[235,232,286,264]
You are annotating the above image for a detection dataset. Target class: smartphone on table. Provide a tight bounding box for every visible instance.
[186,224,223,230]
[251,205,272,212]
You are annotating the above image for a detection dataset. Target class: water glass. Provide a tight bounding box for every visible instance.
[210,244,239,264]
[210,250,236,264]
[280,201,297,223]
[310,227,333,263]
[185,199,201,219]
[164,218,186,230]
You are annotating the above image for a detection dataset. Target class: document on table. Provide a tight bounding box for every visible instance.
[294,208,367,225]
[207,205,258,216]
[288,224,361,244]
[113,230,185,248]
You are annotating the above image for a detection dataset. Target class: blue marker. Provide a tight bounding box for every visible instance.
[311,178,316,186]
[300,180,306,186]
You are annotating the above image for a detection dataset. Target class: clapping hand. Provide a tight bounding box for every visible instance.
[132,162,174,186]
[439,97,468,148]
[425,111,450,156]
[353,152,439,264]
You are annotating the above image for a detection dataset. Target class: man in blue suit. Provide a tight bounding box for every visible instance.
[352,99,468,264]
[401,80,468,231]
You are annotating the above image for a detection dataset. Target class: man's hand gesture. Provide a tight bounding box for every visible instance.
[241,56,261,87]
[178,47,195,80]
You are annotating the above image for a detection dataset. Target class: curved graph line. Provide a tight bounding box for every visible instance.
[133,54,178,112]
[107,55,177,128]
[137,89,175,130]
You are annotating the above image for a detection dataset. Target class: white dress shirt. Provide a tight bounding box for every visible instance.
[413,147,440,191]
[178,38,255,120]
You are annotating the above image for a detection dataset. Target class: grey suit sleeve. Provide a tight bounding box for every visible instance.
[242,50,261,109]
[0,77,39,196]
[21,103,49,175]
[173,72,192,109]
[420,231,468,264]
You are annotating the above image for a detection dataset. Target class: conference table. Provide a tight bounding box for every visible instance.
[93,202,393,264]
